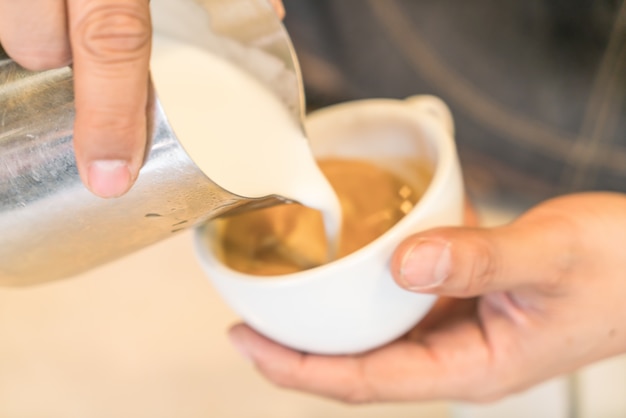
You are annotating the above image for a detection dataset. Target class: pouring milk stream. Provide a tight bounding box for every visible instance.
[150,35,343,257]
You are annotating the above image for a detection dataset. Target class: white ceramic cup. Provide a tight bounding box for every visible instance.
[194,95,465,355]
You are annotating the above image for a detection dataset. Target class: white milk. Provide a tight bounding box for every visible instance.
[150,35,342,248]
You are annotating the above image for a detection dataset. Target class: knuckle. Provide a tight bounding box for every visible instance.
[75,3,150,63]
[85,106,137,135]
[463,234,498,294]
[77,106,145,156]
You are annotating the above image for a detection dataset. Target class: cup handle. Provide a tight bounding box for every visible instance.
[406,95,455,137]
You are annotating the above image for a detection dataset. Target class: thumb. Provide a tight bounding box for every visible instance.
[390,215,577,297]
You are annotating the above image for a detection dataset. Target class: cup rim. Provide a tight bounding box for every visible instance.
[194,97,457,285]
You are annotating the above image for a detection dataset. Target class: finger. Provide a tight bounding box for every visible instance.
[0,0,71,70]
[68,0,151,198]
[390,208,579,297]
[268,0,285,19]
[229,320,495,403]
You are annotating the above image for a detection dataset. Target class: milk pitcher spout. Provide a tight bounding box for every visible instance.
[0,0,304,286]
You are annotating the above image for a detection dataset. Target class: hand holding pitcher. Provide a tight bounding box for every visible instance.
[0,0,284,198]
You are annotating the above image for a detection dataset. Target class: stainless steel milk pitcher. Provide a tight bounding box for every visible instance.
[0,0,304,285]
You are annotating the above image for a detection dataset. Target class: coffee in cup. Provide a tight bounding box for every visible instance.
[216,158,431,276]
[194,96,464,354]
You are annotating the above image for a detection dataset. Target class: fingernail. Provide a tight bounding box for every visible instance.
[87,160,131,198]
[228,332,253,362]
[400,239,451,290]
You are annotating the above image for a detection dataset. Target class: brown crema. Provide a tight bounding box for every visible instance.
[218,158,424,275]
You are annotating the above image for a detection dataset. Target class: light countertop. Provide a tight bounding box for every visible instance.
[0,203,624,417]
[0,230,448,418]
